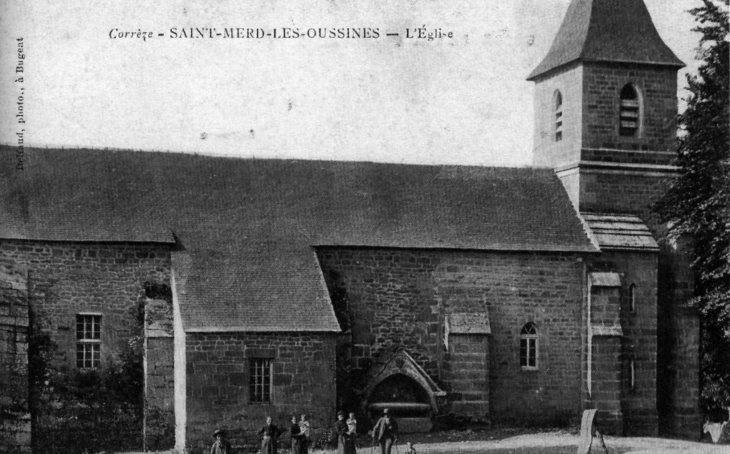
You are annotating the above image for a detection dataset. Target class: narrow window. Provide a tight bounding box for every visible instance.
[629,284,636,313]
[554,90,563,142]
[520,323,538,369]
[630,358,636,391]
[76,314,101,369]
[619,84,640,137]
[249,358,272,402]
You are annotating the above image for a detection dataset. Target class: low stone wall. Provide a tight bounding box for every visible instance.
[0,265,31,454]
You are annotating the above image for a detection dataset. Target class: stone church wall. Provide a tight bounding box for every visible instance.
[575,169,700,437]
[144,297,176,450]
[593,251,659,436]
[317,247,586,426]
[0,239,172,452]
[0,240,171,371]
[581,63,678,153]
[532,63,584,168]
[185,332,337,454]
[577,170,670,216]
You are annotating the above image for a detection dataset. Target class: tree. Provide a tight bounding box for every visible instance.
[653,0,730,414]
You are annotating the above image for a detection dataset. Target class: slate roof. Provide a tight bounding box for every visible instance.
[527,0,684,80]
[582,213,659,251]
[1,147,597,331]
[589,272,622,287]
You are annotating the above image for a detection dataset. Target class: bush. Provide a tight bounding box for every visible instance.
[30,334,145,454]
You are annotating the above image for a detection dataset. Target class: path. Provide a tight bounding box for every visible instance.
[121,432,726,454]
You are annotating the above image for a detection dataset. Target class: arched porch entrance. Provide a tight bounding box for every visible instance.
[360,349,446,433]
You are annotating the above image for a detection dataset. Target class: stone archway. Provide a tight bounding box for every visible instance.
[360,349,445,432]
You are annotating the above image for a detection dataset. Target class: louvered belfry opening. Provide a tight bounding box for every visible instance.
[555,91,563,142]
[619,84,640,136]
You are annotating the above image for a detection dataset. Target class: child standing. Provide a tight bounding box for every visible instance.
[346,412,357,437]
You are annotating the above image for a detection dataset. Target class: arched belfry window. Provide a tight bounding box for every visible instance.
[554,90,563,142]
[619,84,640,137]
[520,322,538,369]
[629,284,636,312]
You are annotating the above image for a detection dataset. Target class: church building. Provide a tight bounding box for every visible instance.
[0,0,700,453]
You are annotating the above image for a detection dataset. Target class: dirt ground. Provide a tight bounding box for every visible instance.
[123,428,728,454]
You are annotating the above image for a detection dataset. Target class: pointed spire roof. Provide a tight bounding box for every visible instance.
[527,0,684,80]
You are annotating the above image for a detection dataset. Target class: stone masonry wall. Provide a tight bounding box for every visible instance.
[0,239,172,451]
[0,240,171,371]
[144,298,175,450]
[533,63,678,168]
[593,251,659,436]
[532,63,584,167]
[445,334,489,419]
[185,332,337,454]
[317,248,586,426]
[575,169,700,437]
[582,63,678,153]
[0,265,31,454]
[578,170,670,216]
[587,284,624,435]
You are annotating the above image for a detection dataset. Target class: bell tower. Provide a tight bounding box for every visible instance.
[528,0,683,213]
[528,0,701,439]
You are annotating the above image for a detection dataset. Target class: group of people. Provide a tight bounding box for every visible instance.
[210,409,409,454]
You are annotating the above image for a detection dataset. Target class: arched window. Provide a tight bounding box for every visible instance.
[520,322,538,369]
[619,84,640,137]
[629,284,636,313]
[554,90,563,142]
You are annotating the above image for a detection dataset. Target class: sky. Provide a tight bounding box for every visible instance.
[1,0,703,167]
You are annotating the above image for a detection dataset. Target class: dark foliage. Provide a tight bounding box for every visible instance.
[144,281,172,303]
[653,0,730,413]
[28,322,145,454]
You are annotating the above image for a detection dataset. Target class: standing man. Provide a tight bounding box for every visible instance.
[259,416,282,454]
[372,409,398,454]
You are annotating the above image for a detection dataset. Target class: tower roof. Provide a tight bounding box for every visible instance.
[527,0,684,81]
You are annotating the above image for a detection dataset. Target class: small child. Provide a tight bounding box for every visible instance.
[406,442,416,454]
[299,414,311,441]
[346,412,357,436]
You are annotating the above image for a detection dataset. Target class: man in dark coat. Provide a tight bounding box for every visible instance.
[290,415,306,454]
[259,416,282,454]
[372,409,398,454]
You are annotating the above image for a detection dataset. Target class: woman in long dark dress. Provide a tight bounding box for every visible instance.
[259,416,281,454]
[290,415,303,454]
[298,414,310,454]
[335,411,357,454]
[335,411,349,454]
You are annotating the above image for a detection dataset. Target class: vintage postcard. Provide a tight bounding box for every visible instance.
[0,1,718,453]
